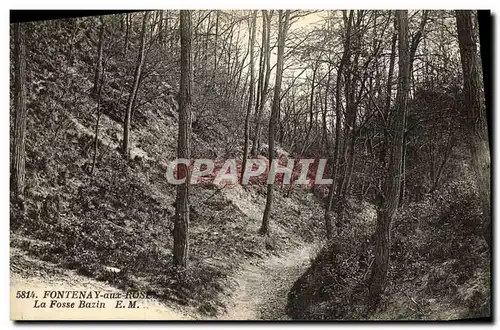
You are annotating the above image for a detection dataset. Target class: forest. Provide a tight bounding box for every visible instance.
[10,9,490,320]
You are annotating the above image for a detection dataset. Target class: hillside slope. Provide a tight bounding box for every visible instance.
[286,177,490,320]
[10,17,327,318]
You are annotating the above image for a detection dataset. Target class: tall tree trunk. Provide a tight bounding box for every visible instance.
[260,10,289,235]
[399,10,428,206]
[231,31,249,102]
[122,12,149,157]
[301,61,318,155]
[224,22,235,98]
[251,11,267,155]
[203,11,211,70]
[336,12,363,229]
[124,13,130,56]
[93,17,105,96]
[91,19,106,175]
[334,10,361,231]
[158,11,164,46]
[11,22,27,202]
[91,64,105,175]
[213,10,219,80]
[398,132,407,206]
[379,12,397,164]
[368,10,410,306]
[241,11,258,182]
[321,65,332,152]
[456,10,491,248]
[252,10,273,154]
[324,11,354,240]
[173,10,193,268]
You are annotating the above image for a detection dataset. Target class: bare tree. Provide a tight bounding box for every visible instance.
[241,11,258,182]
[399,10,428,205]
[455,10,491,248]
[252,10,273,155]
[324,10,354,240]
[93,17,105,96]
[11,22,27,202]
[379,12,397,164]
[213,10,219,79]
[123,13,131,56]
[260,10,290,235]
[90,19,106,176]
[368,10,410,305]
[300,59,319,155]
[122,11,149,157]
[173,10,193,268]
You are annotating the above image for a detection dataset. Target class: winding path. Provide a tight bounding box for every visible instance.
[11,243,318,321]
[218,243,318,320]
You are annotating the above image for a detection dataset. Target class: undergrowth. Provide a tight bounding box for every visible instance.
[286,177,490,320]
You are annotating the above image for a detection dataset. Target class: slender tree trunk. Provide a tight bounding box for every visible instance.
[251,11,267,155]
[321,65,332,152]
[334,10,361,232]
[193,12,200,68]
[91,66,105,175]
[324,11,354,240]
[124,13,130,56]
[158,11,164,46]
[379,13,397,164]
[337,12,363,227]
[93,17,105,96]
[173,10,193,268]
[91,19,107,175]
[301,61,318,155]
[456,10,491,248]
[260,10,289,235]
[213,10,219,80]
[399,10,428,206]
[241,11,258,182]
[116,15,130,119]
[252,10,273,154]
[11,22,27,202]
[203,11,211,70]
[224,23,235,98]
[232,36,248,102]
[398,132,407,206]
[122,12,149,157]
[165,11,171,49]
[369,10,410,306]
[169,11,176,50]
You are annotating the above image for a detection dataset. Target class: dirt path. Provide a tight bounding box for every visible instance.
[10,248,189,320]
[11,242,319,321]
[218,243,318,320]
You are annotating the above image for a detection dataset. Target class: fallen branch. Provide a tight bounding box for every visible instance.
[363,257,374,281]
[403,290,424,314]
